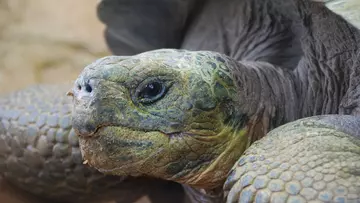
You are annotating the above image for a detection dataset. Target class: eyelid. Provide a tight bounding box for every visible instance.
[138,82,166,104]
[131,77,172,105]
[134,78,163,95]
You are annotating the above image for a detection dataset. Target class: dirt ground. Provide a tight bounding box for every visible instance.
[0,0,151,202]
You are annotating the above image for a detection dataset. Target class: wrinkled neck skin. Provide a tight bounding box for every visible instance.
[184,2,360,202]
[230,61,299,134]
[180,60,301,201]
[229,2,360,136]
[179,60,300,201]
[190,47,356,202]
[291,7,360,117]
[191,18,360,203]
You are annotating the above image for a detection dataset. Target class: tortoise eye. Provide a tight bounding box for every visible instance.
[136,81,166,104]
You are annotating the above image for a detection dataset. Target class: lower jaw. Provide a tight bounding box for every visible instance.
[78,136,115,171]
[77,125,169,176]
[78,136,144,178]
[77,126,237,190]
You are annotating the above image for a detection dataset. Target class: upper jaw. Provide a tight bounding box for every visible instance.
[69,75,106,138]
[71,98,99,138]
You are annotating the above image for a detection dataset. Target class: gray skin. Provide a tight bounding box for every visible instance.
[0,0,358,203]
[70,0,360,203]
[0,84,185,203]
[0,0,307,202]
[99,0,302,69]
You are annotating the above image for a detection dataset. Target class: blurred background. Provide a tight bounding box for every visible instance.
[0,0,152,202]
[0,0,110,94]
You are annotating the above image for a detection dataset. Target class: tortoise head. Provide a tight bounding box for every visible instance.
[70,49,254,189]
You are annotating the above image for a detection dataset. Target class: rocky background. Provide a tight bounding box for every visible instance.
[0,0,150,202]
[0,0,109,94]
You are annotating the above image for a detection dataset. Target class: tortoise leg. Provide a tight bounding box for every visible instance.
[224,115,360,202]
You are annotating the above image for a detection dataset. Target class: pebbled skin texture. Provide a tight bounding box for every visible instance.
[224,115,360,202]
[0,84,185,203]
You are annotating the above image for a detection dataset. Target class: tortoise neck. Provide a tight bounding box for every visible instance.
[292,59,345,119]
[290,2,360,118]
[230,60,300,136]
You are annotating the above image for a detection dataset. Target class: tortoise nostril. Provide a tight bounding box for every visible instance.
[75,80,93,95]
[85,83,92,93]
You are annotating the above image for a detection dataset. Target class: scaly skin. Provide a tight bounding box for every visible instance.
[224,115,360,202]
[70,0,360,202]
[4,0,357,202]
[0,84,185,203]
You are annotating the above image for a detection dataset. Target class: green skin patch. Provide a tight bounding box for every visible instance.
[71,49,255,189]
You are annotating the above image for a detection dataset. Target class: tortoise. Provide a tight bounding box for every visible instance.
[69,0,360,202]
[0,0,359,202]
[0,0,305,202]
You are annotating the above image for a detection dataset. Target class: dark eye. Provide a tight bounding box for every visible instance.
[136,81,166,104]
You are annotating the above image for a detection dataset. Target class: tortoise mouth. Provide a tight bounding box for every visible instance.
[77,124,248,189]
[77,125,173,176]
[74,123,114,139]
[77,124,209,178]
[75,122,194,139]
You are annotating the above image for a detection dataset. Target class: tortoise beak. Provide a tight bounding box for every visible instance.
[70,77,100,138]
